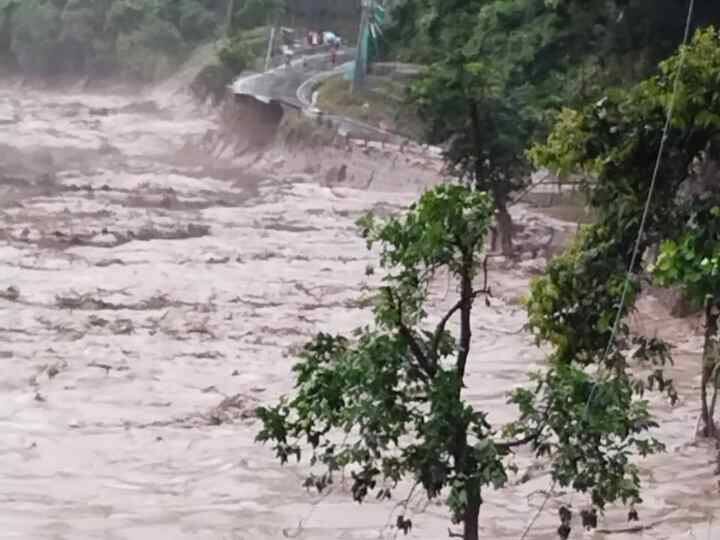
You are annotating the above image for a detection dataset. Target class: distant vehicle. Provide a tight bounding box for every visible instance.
[323,32,342,47]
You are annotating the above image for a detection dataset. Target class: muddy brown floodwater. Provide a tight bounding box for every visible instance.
[0,83,718,540]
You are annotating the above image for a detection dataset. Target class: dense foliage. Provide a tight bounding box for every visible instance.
[0,0,229,79]
[403,0,533,254]
[387,0,720,112]
[0,0,361,81]
[529,26,720,458]
[383,0,720,254]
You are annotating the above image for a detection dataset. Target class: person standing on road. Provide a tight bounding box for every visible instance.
[282,45,293,69]
[331,45,337,66]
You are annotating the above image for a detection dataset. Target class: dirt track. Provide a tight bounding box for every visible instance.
[0,83,719,540]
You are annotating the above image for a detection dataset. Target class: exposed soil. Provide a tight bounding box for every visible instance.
[0,80,718,540]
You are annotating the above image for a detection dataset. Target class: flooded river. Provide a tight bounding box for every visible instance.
[0,84,717,539]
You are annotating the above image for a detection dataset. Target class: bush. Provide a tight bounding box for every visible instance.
[0,0,20,67]
[115,17,185,81]
[217,36,252,74]
[178,0,219,43]
[104,0,145,35]
[58,0,108,74]
[10,0,62,76]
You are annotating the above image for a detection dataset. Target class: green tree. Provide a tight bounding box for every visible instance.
[58,0,108,74]
[257,185,509,540]
[10,0,63,76]
[526,25,720,498]
[385,1,720,258]
[255,182,669,539]
[115,15,184,81]
[231,0,285,31]
[217,34,252,73]
[0,0,21,68]
[104,0,145,35]
[176,0,219,43]
[653,220,720,437]
[402,0,535,255]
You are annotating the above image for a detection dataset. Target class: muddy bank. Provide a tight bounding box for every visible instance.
[0,83,719,540]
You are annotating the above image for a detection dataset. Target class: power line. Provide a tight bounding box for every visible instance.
[597,0,696,382]
[519,0,696,538]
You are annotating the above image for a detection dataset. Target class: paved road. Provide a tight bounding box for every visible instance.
[230,50,412,144]
[231,49,353,109]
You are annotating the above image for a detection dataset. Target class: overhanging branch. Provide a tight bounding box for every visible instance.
[494,399,555,451]
[430,256,492,361]
[494,428,544,451]
[386,289,435,380]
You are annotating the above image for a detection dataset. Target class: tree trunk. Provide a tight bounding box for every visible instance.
[467,98,514,256]
[701,300,719,438]
[457,266,473,379]
[452,426,481,540]
[494,199,513,256]
[463,478,481,540]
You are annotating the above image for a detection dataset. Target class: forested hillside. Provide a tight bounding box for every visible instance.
[385,0,720,142]
[380,0,720,252]
[0,0,219,79]
[0,0,360,81]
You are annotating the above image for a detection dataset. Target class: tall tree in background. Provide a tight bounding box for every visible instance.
[385,0,720,256]
[404,0,535,255]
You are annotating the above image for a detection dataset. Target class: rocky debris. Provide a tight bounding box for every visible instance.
[205,393,259,425]
[28,360,69,385]
[118,223,211,245]
[205,255,230,265]
[47,363,62,379]
[186,351,225,359]
[87,315,109,327]
[89,107,112,116]
[95,258,125,267]
[0,286,20,301]
[119,101,162,115]
[87,361,130,375]
[91,102,162,117]
[517,257,547,276]
[56,291,175,312]
[139,393,259,429]
[8,222,211,250]
[56,293,119,310]
[110,319,134,334]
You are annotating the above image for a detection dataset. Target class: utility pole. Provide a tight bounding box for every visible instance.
[352,0,371,94]
[264,25,277,72]
[263,1,286,72]
[225,0,235,38]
